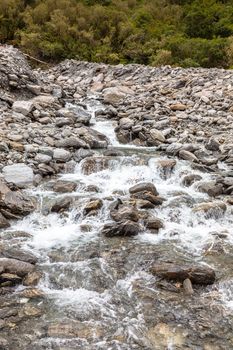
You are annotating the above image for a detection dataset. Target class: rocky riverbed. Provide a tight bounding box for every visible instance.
[0,45,233,349]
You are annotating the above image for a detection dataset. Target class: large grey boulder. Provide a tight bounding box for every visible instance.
[53,148,71,162]
[2,164,34,188]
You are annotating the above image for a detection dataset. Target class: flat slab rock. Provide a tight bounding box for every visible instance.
[150,263,216,285]
[2,164,34,188]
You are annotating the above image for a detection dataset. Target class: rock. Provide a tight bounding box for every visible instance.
[0,273,22,285]
[183,278,194,295]
[150,263,215,285]
[0,191,35,216]
[110,205,139,222]
[103,87,125,104]
[119,117,134,129]
[12,100,34,116]
[83,199,103,215]
[35,154,52,164]
[53,148,71,162]
[0,213,10,229]
[182,174,202,186]
[50,196,72,213]
[131,191,164,206]
[179,150,198,162]
[81,157,109,175]
[56,136,88,149]
[0,258,34,277]
[193,201,227,217]
[0,248,38,264]
[53,180,77,193]
[170,103,186,111]
[145,218,164,231]
[102,220,141,237]
[148,129,166,144]
[157,159,176,179]
[2,164,34,188]
[0,181,10,196]
[19,288,44,299]
[197,182,223,197]
[205,138,220,151]
[129,182,158,196]
[23,271,42,286]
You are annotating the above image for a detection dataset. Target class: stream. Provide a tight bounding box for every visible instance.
[2,99,233,349]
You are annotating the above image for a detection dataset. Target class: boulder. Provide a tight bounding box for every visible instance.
[0,191,35,216]
[102,220,141,237]
[131,191,164,206]
[145,218,164,231]
[129,182,158,196]
[50,197,73,213]
[182,174,202,187]
[150,263,215,285]
[149,129,166,144]
[170,103,186,111]
[53,180,77,193]
[81,157,109,175]
[193,201,227,218]
[83,199,103,215]
[179,150,198,162]
[197,182,223,197]
[23,271,42,286]
[110,205,140,222]
[0,258,34,277]
[2,164,34,188]
[157,159,176,179]
[103,87,125,104]
[0,248,38,264]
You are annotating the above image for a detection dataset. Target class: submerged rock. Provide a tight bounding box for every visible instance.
[150,263,216,285]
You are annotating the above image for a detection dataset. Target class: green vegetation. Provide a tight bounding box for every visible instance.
[0,0,233,67]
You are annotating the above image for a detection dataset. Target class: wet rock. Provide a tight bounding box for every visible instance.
[157,159,176,179]
[83,199,103,215]
[47,321,103,339]
[0,213,10,229]
[53,180,77,193]
[110,205,139,222]
[183,278,194,295]
[12,100,33,116]
[148,129,166,144]
[193,201,227,217]
[197,182,223,197]
[2,164,34,188]
[81,157,109,175]
[102,220,141,237]
[0,273,22,285]
[0,258,34,277]
[129,182,158,196]
[150,263,215,285]
[19,288,44,299]
[145,218,164,231]
[23,271,42,286]
[0,248,38,264]
[50,196,73,213]
[131,191,164,206]
[182,174,202,186]
[0,191,35,216]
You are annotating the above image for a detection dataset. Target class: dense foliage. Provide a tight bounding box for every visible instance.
[0,0,233,67]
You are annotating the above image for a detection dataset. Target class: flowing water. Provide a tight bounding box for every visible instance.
[3,100,233,349]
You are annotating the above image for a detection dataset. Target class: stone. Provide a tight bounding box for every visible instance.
[0,258,34,277]
[129,182,158,196]
[145,218,164,231]
[0,273,22,285]
[179,150,198,162]
[102,220,141,237]
[0,191,35,216]
[0,213,10,229]
[103,87,125,104]
[53,180,77,193]
[149,129,166,144]
[19,288,44,299]
[53,148,71,162]
[170,103,186,111]
[193,201,227,217]
[157,159,176,179]
[197,182,223,197]
[50,197,72,213]
[0,248,38,264]
[182,174,202,187]
[35,153,52,164]
[12,100,34,116]
[150,263,215,285]
[83,199,103,215]
[205,138,220,151]
[23,271,42,286]
[2,164,34,188]
[110,205,139,222]
[131,191,164,206]
[81,157,109,175]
